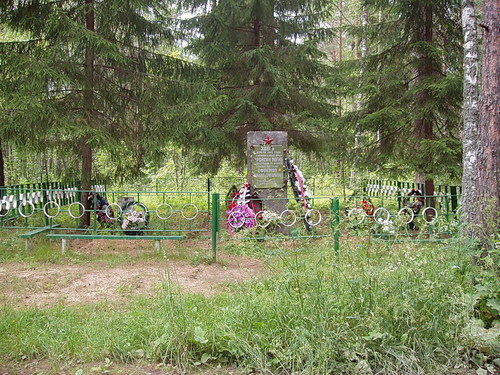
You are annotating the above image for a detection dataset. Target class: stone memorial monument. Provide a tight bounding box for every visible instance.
[247,131,288,216]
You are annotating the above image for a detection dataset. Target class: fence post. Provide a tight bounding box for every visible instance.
[450,186,458,213]
[211,193,220,261]
[445,194,450,222]
[332,198,340,254]
[207,178,211,213]
[397,181,402,210]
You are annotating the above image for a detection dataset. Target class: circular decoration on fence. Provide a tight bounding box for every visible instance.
[255,210,271,228]
[43,201,61,218]
[397,207,414,224]
[227,211,245,229]
[68,202,85,219]
[280,210,297,227]
[105,203,121,220]
[455,207,462,218]
[422,207,438,223]
[18,201,35,218]
[0,201,11,217]
[181,203,199,220]
[347,207,366,225]
[227,205,255,229]
[304,209,322,227]
[373,207,390,222]
[155,203,173,220]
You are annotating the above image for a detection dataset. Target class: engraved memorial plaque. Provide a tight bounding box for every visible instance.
[251,145,285,189]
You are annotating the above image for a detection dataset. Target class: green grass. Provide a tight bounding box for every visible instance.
[0,237,498,374]
[0,229,204,266]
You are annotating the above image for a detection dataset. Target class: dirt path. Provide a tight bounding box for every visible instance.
[0,253,263,308]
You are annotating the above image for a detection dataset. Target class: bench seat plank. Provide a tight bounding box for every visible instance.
[19,225,61,239]
[46,234,184,240]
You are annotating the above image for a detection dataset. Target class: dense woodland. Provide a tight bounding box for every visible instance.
[0,2,500,374]
[0,0,498,242]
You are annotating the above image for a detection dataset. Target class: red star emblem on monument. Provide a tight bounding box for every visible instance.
[263,136,274,145]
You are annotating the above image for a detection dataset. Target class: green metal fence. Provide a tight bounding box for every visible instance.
[211,191,462,255]
[0,186,462,261]
[0,188,210,234]
[363,179,461,213]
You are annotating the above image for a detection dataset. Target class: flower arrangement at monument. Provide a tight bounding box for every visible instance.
[286,158,312,210]
[286,158,315,231]
[359,200,375,217]
[121,209,146,231]
[227,204,256,229]
[89,192,114,226]
[226,182,261,234]
[254,209,282,232]
[119,202,150,235]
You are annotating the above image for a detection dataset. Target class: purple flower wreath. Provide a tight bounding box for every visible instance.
[226,183,258,234]
[227,204,256,230]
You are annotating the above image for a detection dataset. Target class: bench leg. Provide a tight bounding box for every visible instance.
[25,238,30,252]
[154,240,161,255]
[62,238,67,255]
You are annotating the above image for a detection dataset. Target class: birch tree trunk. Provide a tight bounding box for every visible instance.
[475,0,500,248]
[460,0,479,234]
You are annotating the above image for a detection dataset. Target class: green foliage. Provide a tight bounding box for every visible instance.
[341,0,463,180]
[470,245,500,329]
[0,0,468,186]
[0,0,218,183]
[178,0,338,173]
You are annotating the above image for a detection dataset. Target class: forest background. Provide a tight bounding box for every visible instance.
[0,2,499,374]
[0,0,498,238]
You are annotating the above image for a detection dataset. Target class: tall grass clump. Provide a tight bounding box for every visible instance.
[150,240,492,374]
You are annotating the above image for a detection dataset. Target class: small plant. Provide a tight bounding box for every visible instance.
[192,253,215,266]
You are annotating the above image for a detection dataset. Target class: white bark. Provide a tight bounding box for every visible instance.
[460,0,480,229]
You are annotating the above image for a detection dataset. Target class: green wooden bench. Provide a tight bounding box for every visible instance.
[19,225,61,250]
[46,233,185,254]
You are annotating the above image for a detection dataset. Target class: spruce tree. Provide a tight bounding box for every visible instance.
[347,0,463,194]
[178,0,337,172]
[0,0,211,224]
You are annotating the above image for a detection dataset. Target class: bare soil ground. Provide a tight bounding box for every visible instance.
[0,239,264,308]
[0,360,252,375]
[0,239,266,374]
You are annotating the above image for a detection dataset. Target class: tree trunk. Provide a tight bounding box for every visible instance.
[80,0,95,227]
[475,0,500,248]
[0,140,5,187]
[351,4,368,187]
[413,5,436,214]
[460,0,480,234]
[337,0,343,116]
